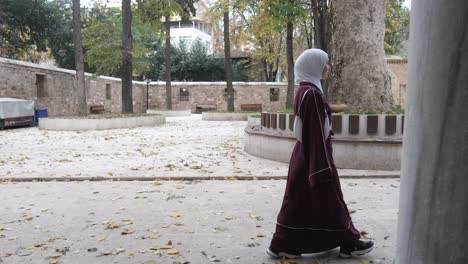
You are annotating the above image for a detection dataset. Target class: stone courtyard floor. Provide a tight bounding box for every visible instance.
[0,115,400,263]
[0,115,397,180]
[0,179,399,264]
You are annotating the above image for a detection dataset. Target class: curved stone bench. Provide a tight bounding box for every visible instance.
[146,109,191,117]
[39,114,166,131]
[245,112,404,170]
[202,112,258,121]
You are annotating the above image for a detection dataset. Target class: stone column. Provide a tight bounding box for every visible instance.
[396,1,468,264]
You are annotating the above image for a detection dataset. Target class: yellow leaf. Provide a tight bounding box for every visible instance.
[166,249,179,255]
[107,172,113,176]
[49,258,58,264]
[149,233,160,239]
[170,213,183,218]
[160,244,172,250]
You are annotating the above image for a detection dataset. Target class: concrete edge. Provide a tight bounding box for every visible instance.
[38,115,166,131]
[202,112,255,121]
[146,110,192,117]
[0,174,400,182]
[245,126,403,144]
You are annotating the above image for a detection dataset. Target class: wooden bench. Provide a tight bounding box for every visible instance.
[195,104,217,113]
[240,104,262,112]
[90,105,105,114]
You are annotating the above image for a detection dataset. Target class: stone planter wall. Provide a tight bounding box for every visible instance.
[245,113,404,170]
[39,115,166,131]
[146,109,191,117]
[202,112,257,121]
[260,113,404,140]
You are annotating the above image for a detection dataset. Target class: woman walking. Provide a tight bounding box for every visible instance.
[267,49,374,259]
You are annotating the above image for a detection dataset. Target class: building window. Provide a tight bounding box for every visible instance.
[36,74,47,98]
[106,84,112,100]
[270,88,279,102]
[179,88,190,101]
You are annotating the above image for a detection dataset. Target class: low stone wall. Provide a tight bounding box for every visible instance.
[245,113,403,170]
[0,57,293,117]
[146,109,191,117]
[39,115,165,131]
[260,112,404,140]
[202,112,256,121]
[247,115,261,127]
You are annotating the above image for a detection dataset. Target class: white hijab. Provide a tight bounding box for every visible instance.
[294,49,329,93]
[293,48,331,142]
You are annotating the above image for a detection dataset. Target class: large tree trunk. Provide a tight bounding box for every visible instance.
[164,15,172,110]
[329,0,393,111]
[312,0,331,96]
[72,0,87,116]
[224,9,234,112]
[286,19,295,109]
[312,0,331,53]
[121,0,133,113]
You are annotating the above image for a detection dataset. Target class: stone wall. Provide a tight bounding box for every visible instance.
[0,58,291,116]
[147,82,289,112]
[0,57,407,117]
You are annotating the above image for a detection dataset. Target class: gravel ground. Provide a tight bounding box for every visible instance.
[0,179,399,264]
[0,115,397,180]
[0,115,288,179]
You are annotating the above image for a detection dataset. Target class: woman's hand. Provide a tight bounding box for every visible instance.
[330,104,348,113]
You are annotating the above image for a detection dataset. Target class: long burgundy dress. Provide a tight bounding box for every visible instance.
[270,82,360,254]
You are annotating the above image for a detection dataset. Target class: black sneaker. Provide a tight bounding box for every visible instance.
[339,240,374,258]
[266,246,301,259]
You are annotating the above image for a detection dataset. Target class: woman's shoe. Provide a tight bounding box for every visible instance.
[266,246,302,259]
[339,240,374,258]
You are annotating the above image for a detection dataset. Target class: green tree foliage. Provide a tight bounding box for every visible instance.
[0,0,59,59]
[145,40,248,81]
[82,7,158,77]
[385,0,410,55]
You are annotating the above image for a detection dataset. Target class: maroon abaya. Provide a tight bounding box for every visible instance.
[270,82,360,254]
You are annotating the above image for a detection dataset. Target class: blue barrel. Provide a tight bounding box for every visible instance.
[34,108,48,125]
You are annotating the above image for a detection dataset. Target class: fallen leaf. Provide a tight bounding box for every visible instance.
[160,240,173,249]
[249,214,264,221]
[160,244,172,250]
[170,213,183,218]
[166,249,179,255]
[49,257,58,264]
[17,250,32,256]
[213,227,226,232]
[114,248,126,255]
[149,233,160,239]
[107,172,113,176]
[121,229,135,235]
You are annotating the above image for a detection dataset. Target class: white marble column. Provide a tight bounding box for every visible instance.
[396,0,468,263]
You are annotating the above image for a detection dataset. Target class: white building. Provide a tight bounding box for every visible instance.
[170,1,213,54]
[170,20,213,54]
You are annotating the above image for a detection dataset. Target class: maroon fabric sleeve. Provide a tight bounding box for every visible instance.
[299,88,333,187]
